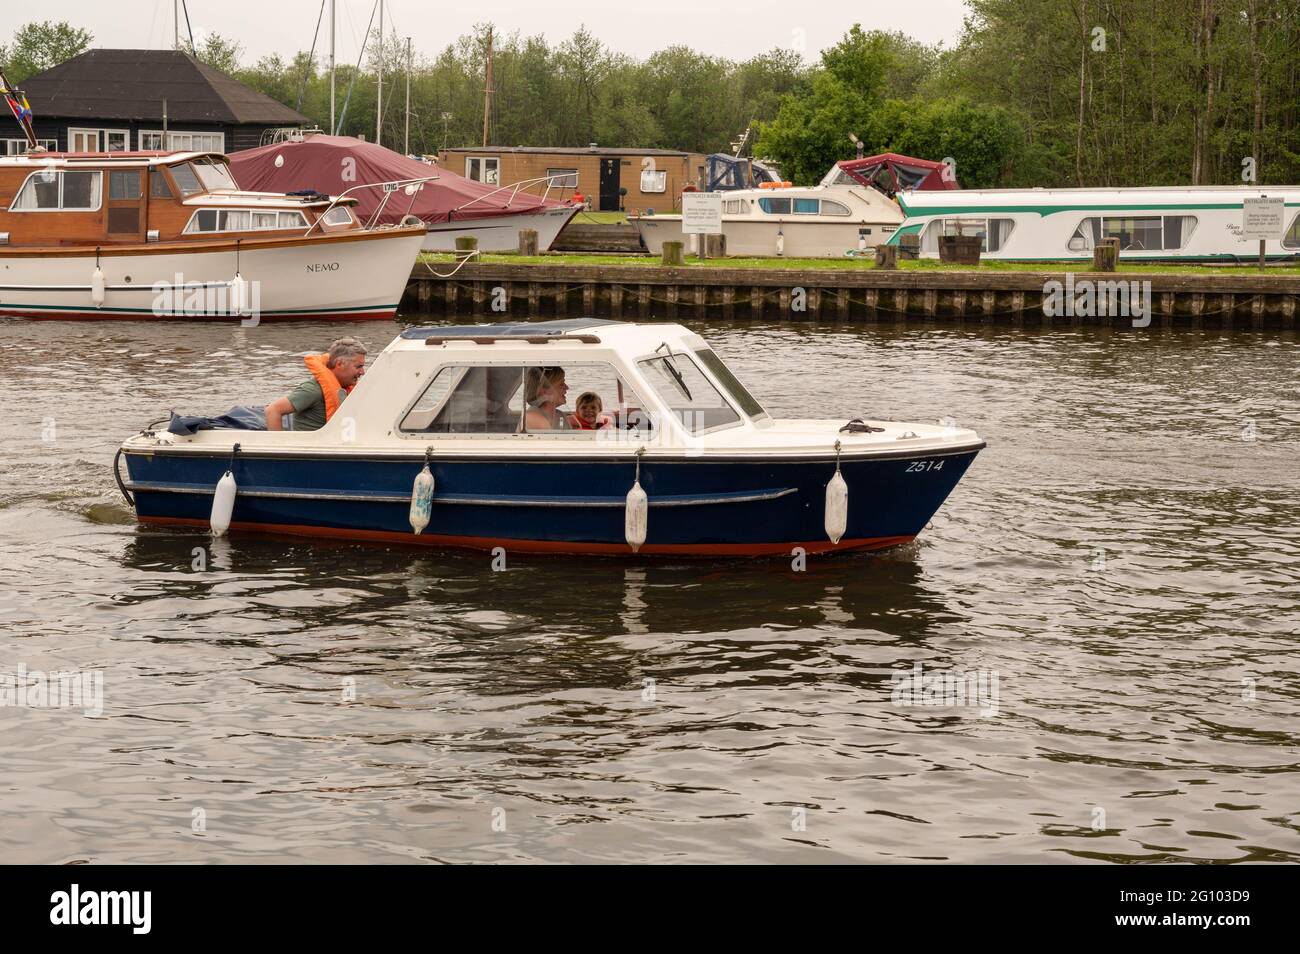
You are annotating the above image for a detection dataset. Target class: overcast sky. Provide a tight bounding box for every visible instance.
[35,0,971,65]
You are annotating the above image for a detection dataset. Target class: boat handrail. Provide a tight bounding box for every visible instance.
[452,175,576,213]
[303,176,438,236]
[423,333,603,346]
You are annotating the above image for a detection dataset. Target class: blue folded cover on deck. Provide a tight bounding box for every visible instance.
[168,406,268,436]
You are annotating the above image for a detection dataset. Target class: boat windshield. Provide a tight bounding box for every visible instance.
[637,352,741,434]
[693,348,770,422]
[192,158,237,191]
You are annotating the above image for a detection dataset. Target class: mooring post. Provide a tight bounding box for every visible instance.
[662,241,685,267]
[1092,238,1119,272]
[722,285,734,320]
[518,229,539,256]
[752,286,764,320]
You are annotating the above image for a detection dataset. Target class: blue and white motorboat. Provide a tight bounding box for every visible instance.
[116,320,985,557]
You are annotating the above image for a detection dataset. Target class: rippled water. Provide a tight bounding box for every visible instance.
[1,318,1297,863]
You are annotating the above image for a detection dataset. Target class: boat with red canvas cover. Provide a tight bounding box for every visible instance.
[229,134,580,252]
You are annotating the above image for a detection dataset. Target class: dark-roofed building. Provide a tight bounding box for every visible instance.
[11,49,307,156]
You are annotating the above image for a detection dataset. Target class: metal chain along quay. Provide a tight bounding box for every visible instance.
[403,262,1300,328]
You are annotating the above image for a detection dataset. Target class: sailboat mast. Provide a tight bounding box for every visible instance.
[375,0,383,146]
[404,37,411,155]
[482,28,493,148]
[329,0,336,134]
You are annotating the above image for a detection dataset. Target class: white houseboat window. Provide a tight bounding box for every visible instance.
[546,168,578,188]
[820,199,851,216]
[758,197,792,214]
[399,363,648,435]
[184,208,309,233]
[10,169,102,211]
[1283,212,1300,250]
[692,349,770,422]
[323,207,353,226]
[928,217,1016,253]
[1069,214,1197,252]
[192,158,237,191]
[637,353,741,434]
[640,169,667,193]
[169,163,203,196]
[793,198,819,214]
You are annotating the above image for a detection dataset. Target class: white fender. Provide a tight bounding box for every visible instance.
[230,273,249,316]
[824,470,848,544]
[625,480,648,552]
[409,461,435,534]
[91,266,105,306]
[210,470,237,536]
[776,230,785,257]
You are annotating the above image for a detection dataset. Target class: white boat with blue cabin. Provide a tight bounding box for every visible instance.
[116,320,985,557]
[888,186,1300,262]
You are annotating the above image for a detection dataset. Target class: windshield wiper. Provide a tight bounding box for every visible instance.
[655,342,693,401]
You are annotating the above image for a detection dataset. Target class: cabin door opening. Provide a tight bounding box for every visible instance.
[599,158,621,211]
[106,169,144,241]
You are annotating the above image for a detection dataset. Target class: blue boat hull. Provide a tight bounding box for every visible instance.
[124,447,982,556]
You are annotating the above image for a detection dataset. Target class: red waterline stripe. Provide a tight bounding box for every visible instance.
[137,515,915,557]
[0,308,397,322]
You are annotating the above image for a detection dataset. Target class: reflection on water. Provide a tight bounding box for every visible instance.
[0,318,1296,863]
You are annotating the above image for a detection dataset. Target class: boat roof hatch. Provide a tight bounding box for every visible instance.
[399,318,625,340]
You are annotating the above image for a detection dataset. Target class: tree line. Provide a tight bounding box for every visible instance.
[4,5,1298,189]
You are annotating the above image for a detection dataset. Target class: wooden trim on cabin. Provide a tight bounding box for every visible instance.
[0,223,426,258]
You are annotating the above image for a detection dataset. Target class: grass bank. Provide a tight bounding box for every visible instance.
[418,251,1300,276]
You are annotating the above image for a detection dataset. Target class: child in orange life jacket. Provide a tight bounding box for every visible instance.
[568,391,612,430]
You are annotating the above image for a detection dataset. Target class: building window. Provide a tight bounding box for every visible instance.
[68,128,130,152]
[465,157,499,184]
[139,131,225,153]
[640,169,666,193]
[10,170,103,211]
[3,139,57,155]
[546,168,578,188]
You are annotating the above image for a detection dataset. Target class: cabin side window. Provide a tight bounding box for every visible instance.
[399,363,649,436]
[9,170,102,211]
[793,198,820,214]
[184,209,309,233]
[758,197,791,214]
[820,199,851,216]
[637,352,741,434]
[323,207,353,226]
[1069,214,1197,252]
[927,217,1015,253]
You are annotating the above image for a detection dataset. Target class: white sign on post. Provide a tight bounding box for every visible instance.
[681,192,723,234]
[1241,196,1285,240]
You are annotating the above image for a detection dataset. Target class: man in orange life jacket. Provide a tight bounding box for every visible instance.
[264,337,367,431]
